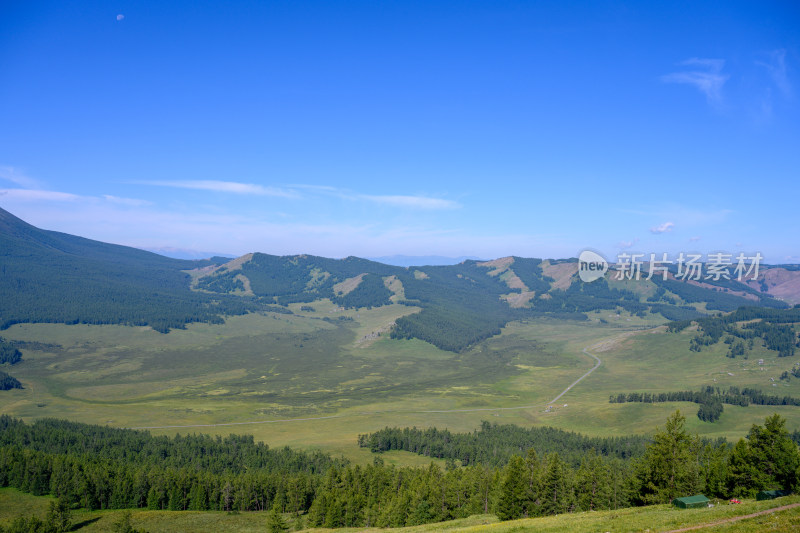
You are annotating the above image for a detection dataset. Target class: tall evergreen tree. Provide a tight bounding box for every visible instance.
[496,455,529,520]
[540,453,574,516]
[726,438,761,498]
[525,448,542,517]
[44,496,72,533]
[744,414,800,492]
[266,501,288,533]
[634,411,702,504]
[575,449,612,511]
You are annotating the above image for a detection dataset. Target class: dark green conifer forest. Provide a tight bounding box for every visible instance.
[2,413,798,527]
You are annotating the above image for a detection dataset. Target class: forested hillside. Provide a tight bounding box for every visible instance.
[668,305,800,358]
[0,207,260,332]
[197,252,790,352]
[1,207,791,350]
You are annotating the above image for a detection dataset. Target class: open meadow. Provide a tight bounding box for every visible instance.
[2,300,800,463]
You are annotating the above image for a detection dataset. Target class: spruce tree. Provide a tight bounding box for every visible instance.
[44,496,72,533]
[496,455,529,520]
[726,438,761,498]
[634,411,702,504]
[266,501,288,533]
[575,449,611,511]
[745,413,800,491]
[525,448,542,516]
[541,453,574,516]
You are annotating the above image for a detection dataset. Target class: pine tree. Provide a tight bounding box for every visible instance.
[575,449,612,511]
[188,482,208,511]
[266,501,288,533]
[44,496,72,533]
[634,411,702,504]
[745,413,800,491]
[540,453,574,516]
[111,510,146,533]
[496,455,529,520]
[726,438,761,498]
[524,448,542,516]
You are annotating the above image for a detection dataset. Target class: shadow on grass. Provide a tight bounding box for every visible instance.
[70,516,100,530]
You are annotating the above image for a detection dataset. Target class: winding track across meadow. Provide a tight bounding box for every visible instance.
[129,337,609,430]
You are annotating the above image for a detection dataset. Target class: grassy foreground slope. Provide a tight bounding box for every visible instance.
[2,488,799,532]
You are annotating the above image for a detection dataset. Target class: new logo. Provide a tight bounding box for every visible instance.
[578,250,608,283]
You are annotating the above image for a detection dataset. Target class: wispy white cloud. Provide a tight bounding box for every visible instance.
[1,188,150,207]
[757,49,791,97]
[617,239,638,249]
[290,184,339,193]
[103,195,152,207]
[359,194,461,210]
[650,221,675,234]
[291,184,461,210]
[662,58,729,104]
[0,166,42,189]
[0,193,550,259]
[689,236,701,242]
[116,14,124,21]
[0,188,82,202]
[138,180,299,198]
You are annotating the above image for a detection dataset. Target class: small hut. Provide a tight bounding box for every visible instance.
[672,494,710,509]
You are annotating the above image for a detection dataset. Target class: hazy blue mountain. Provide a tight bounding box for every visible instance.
[367,255,484,267]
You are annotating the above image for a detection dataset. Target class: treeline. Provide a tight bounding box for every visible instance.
[0,288,261,333]
[649,304,704,322]
[0,417,342,476]
[494,412,800,519]
[0,371,22,390]
[358,422,649,468]
[609,386,800,423]
[0,337,22,391]
[1,413,799,527]
[508,257,553,293]
[653,278,785,312]
[197,254,398,307]
[391,262,516,352]
[667,305,800,357]
[0,416,344,515]
[0,337,21,365]
[332,274,393,309]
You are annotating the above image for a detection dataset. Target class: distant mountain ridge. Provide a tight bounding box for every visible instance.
[366,255,484,267]
[1,206,797,351]
[0,206,254,332]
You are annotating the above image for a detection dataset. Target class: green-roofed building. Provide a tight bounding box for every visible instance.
[672,494,710,509]
[756,490,791,501]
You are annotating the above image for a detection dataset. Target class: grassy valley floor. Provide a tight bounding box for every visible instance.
[1,303,800,464]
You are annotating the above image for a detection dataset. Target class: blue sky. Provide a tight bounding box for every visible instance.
[1,1,798,262]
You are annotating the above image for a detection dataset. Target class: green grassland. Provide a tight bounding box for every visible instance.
[1,300,799,463]
[2,488,800,532]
